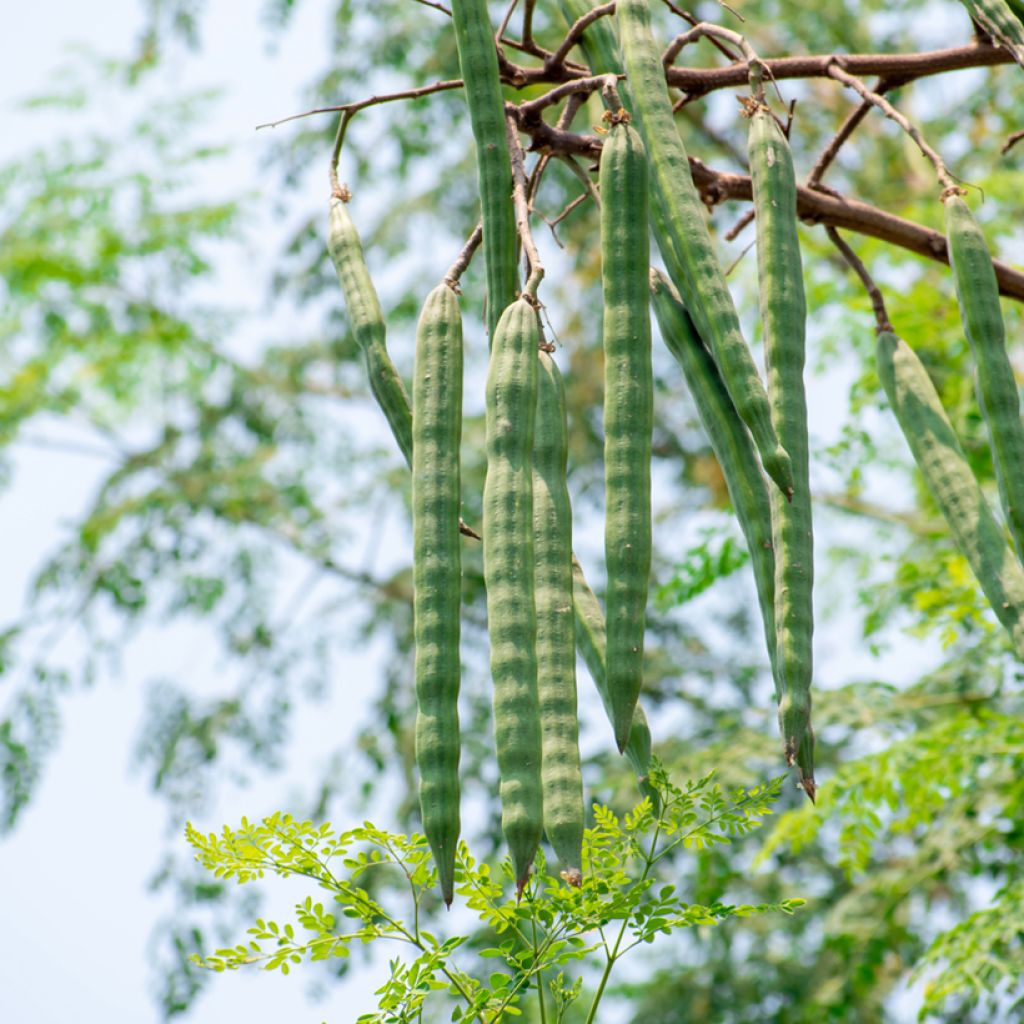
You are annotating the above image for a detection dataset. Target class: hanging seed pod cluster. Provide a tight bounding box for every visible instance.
[321,0,1024,901]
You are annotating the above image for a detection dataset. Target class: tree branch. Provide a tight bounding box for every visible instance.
[666,42,1014,98]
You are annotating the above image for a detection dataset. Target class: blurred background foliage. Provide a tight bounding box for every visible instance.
[2,0,1024,1019]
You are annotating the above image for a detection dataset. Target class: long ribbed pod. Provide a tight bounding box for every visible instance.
[649,269,777,681]
[748,106,815,800]
[600,112,653,753]
[944,192,1024,565]
[450,0,519,338]
[327,194,414,465]
[533,351,585,884]
[615,0,793,497]
[877,331,1024,659]
[483,297,543,895]
[412,283,464,906]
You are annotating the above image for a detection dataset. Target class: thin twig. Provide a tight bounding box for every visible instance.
[558,153,602,208]
[724,209,754,242]
[443,224,483,291]
[1002,128,1024,154]
[549,191,591,228]
[661,0,743,60]
[807,93,879,188]
[506,114,546,298]
[522,0,537,47]
[826,60,956,191]
[724,238,755,277]
[497,0,520,41]
[260,78,463,131]
[329,111,352,196]
[826,226,893,334]
[409,0,451,15]
[547,2,616,69]
[518,75,615,118]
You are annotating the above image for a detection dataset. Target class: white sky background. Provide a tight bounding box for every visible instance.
[0,2,969,1021]
[0,3,399,1021]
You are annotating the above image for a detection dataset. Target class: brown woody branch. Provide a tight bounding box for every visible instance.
[508,111,1024,301]
[666,42,1014,97]
[685,156,1024,302]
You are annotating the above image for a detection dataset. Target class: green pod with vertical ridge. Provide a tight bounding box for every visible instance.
[450,0,519,339]
[412,282,464,906]
[877,330,1024,659]
[944,192,1024,564]
[600,113,653,754]
[748,106,815,799]
[615,0,793,498]
[533,350,585,884]
[327,195,414,465]
[483,297,543,895]
[649,269,777,680]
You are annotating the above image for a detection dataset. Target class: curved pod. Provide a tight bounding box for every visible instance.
[649,269,777,681]
[944,193,1024,564]
[533,351,585,884]
[483,297,543,895]
[877,331,1024,659]
[748,107,815,798]
[616,0,793,496]
[328,196,414,465]
[600,114,653,753]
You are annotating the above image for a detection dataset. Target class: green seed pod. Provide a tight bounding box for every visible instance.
[748,106,815,799]
[649,269,777,681]
[600,113,653,754]
[615,0,794,498]
[412,283,464,907]
[483,297,543,895]
[877,330,1024,659]
[571,553,659,810]
[957,0,1024,66]
[533,350,585,885]
[327,195,413,465]
[944,192,1024,565]
[450,0,519,338]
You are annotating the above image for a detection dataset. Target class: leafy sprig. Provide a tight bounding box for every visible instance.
[187,767,803,1022]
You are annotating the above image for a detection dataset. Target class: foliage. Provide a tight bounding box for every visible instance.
[187,769,803,1022]
[1,2,1024,1022]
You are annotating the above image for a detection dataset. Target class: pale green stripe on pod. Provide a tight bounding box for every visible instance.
[328,195,413,465]
[877,331,1024,659]
[616,0,793,498]
[944,193,1024,565]
[571,553,659,810]
[412,282,463,907]
[450,0,519,338]
[601,113,653,754]
[533,350,585,884]
[649,269,777,681]
[957,0,1024,66]
[483,297,543,895]
[748,107,815,799]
